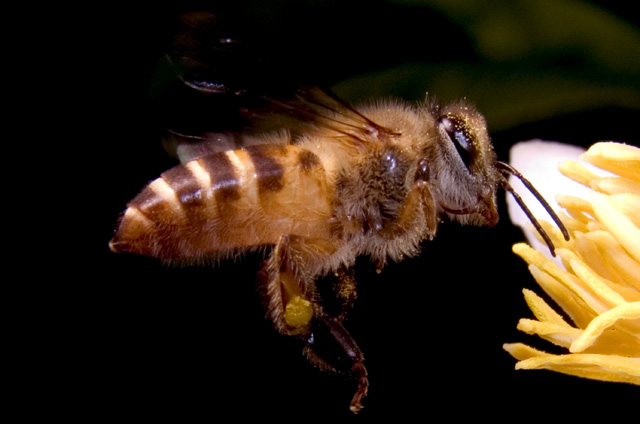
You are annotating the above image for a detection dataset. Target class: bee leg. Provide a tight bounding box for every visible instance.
[304,309,368,414]
[261,236,367,412]
[334,266,357,323]
[378,180,437,239]
[260,234,336,336]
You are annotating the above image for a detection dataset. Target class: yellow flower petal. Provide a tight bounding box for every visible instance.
[558,160,599,188]
[591,192,640,262]
[582,142,640,183]
[517,318,580,348]
[570,302,640,354]
[529,264,597,328]
[527,244,616,315]
[507,141,640,386]
[522,288,571,327]
[520,354,639,384]
[556,194,593,214]
[566,257,627,308]
[610,193,640,227]
[504,343,640,384]
[503,342,548,361]
[592,177,640,195]
[556,194,593,227]
[584,230,640,291]
[572,232,618,282]
[567,244,640,303]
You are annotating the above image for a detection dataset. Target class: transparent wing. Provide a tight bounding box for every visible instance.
[156,12,395,163]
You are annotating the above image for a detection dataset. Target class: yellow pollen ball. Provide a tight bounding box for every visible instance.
[284,296,314,329]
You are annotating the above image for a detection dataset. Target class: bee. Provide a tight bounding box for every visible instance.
[109,12,569,413]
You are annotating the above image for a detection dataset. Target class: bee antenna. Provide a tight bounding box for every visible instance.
[496,161,570,257]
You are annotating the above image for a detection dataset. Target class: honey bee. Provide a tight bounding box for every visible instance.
[109,12,569,413]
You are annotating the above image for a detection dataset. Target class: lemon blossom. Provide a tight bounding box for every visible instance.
[503,141,640,385]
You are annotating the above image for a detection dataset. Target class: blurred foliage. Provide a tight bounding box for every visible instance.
[148,0,639,141]
[333,0,640,131]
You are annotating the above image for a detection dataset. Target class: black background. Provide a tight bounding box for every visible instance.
[41,1,640,420]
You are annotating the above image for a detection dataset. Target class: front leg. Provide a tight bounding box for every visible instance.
[377,179,438,239]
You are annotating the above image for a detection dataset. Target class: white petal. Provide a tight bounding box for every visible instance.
[506,140,587,258]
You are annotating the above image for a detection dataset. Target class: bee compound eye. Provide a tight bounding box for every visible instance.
[438,115,475,168]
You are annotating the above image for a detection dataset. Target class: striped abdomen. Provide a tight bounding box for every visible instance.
[109,144,333,260]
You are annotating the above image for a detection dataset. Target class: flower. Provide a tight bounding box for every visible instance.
[503,141,640,385]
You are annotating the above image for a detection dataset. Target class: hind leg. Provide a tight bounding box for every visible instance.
[259,234,369,413]
[260,234,333,335]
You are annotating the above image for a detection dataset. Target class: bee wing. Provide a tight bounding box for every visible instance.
[159,11,300,145]
[158,12,396,163]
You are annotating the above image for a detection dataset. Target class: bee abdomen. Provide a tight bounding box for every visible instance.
[109,144,332,259]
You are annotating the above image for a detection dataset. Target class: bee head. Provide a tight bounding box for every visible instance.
[428,101,501,227]
[423,100,569,256]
